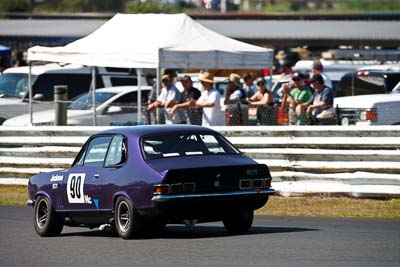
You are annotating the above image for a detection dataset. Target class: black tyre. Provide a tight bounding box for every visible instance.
[33,196,63,237]
[114,196,146,239]
[223,209,254,233]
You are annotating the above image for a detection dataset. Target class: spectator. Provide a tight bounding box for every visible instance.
[147,74,185,124]
[275,50,287,69]
[190,72,223,126]
[225,73,245,105]
[311,60,332,89]
[281,72,313,125]
[13,51,27,67]
[274,62,292,83]
[247,77,274,107]
[145,73,157,104]
[242,72,257,98]
[298,74,334,125]
[168,75,202,125]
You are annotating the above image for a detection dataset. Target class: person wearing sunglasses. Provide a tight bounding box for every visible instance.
[246,78,274,107]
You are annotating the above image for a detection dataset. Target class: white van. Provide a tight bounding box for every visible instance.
[0,63,151,124]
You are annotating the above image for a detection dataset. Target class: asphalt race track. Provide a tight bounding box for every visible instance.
[1,206,399,267]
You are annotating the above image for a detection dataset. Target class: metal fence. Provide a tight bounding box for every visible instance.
[1,100,399,126]
[146,104,337,126]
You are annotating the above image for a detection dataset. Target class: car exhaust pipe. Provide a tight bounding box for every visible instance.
[183,219,199,226]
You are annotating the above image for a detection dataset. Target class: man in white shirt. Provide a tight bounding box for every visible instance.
[190,72,224,126]
[147,74,185,124]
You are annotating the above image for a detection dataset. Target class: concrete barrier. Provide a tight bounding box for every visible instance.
[0,125,399,198]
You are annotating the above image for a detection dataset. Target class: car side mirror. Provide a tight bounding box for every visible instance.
[33,94,44,100]
[107,106,122,114]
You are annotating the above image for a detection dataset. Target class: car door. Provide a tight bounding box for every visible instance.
[91,134,127,211]
[63,135,113,212]
[100,91,148,125]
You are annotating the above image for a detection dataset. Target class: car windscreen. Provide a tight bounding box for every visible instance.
[0,73,37,98]
[142,133,240,160]
[68,92,117,110]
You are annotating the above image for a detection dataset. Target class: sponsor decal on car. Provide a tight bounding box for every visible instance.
[50,174,64,182]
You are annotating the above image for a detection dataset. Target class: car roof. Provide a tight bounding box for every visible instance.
[342,70,400,77]
[4,63,91,75]
[93,86,151,94]
[99,125,216,138]
[357,64,400,72]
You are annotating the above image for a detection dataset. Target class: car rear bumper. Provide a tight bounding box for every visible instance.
[151,188,275,203]
[146,189,275,221]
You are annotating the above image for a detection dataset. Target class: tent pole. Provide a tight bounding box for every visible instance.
[28,62,33,126]
[137,68,142,124]
[92,66,97,126]
[156,65,160,124]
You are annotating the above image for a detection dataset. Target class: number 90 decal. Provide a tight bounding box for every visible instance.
[67,173,86,203]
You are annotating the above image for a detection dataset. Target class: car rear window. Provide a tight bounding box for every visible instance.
[142,133,240,160]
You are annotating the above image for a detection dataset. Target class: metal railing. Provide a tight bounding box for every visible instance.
[0,125,399,198]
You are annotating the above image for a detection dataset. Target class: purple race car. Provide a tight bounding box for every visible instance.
[27,125,275,239]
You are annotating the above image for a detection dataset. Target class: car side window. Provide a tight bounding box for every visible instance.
[104,135,126,167]
[108,91,149,114]
[83,136,112,167]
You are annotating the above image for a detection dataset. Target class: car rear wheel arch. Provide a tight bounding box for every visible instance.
[112,191,137,212]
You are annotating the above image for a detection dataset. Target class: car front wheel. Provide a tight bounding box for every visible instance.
[114,196,146,239]
[223,209,254,233]
[33,196,63,237]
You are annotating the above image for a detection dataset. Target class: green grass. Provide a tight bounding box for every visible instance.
[256,196,400,219]
[0,185,29,206]
[2,186,399,219]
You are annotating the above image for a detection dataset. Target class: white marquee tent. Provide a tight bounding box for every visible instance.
[28,13,272,69]
[27,13,273,125]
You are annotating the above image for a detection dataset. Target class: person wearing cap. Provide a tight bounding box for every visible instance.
[311,60,332,89]
[298,73,334,125]
[225,73,246,105]
[190,72,224,126]
[147,74,185,124]
[281,72,313,125]
[242,72,257,98]
[168,75,202,125]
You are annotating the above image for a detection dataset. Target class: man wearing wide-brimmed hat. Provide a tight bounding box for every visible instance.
[225,73,245,105]
[190,72,224,126]
[147,74,185,124]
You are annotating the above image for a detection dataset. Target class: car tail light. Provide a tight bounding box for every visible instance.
[277,107,288,125]
[360,110,377,122]
[182,183,195,193]
[239,179,251,189]
[170,183,183,194]
[240,178,272,190]
[154,184,169,195]
[154,182,196,195]
[264,178,272,188]
[252,179,263,189]
[357,71,370,77]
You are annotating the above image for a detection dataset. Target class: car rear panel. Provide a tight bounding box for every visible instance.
[147,163,274,221]
[162,164,271,193]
